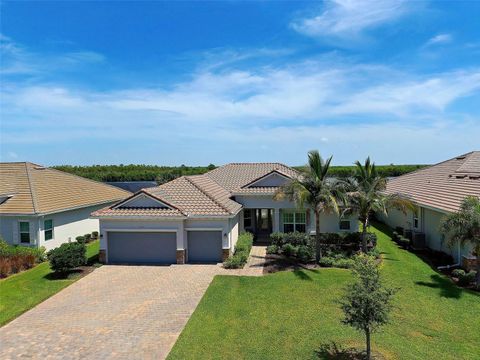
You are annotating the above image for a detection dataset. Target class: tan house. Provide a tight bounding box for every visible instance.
[0,162,131,250]
[378,151,480,267]
[92,163,358,265]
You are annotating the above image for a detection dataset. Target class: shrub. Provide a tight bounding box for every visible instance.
[458,271,477,286]
[47,242,86,273]
[319,257,335,267]
[91,231,99,240]
[223,256,244,269]
[392,231,399,242]
[297,245,313,263]
[223,232,253,269]
[270,232,285,247]
[283,232,310,246]
[282,243,298,257]
[266,244,278,255]
[84,234,92,243]
[451,269,465,278]
[0,257,11,278]
[367,247,381,259]
[335,258,356,269]
[399,237,410,249]
[0,240,46,277]
[76,236,85,244]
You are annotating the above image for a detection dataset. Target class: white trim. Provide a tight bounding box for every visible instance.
[92,215,186,220]
[185,228,223,231]
[245,170,292,188]
[105,229,178,233]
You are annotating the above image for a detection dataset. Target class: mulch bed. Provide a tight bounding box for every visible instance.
[263,254,318,274]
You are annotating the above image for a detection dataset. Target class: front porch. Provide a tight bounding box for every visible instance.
[242,208,308,244]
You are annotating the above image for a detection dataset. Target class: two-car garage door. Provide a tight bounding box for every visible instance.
[106,230,222,264]
[107,232,177,264]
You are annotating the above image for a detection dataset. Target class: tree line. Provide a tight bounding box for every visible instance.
[53,163,426,183]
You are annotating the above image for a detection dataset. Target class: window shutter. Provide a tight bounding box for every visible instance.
[29,221,35,245]
[306,210,311,227]
[13,221,19,244]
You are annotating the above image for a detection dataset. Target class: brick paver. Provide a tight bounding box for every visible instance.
[0,265,224,360]
[0,248,268,360]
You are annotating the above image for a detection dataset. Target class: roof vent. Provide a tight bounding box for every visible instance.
[455,156,466,160]
[34,166,46,170]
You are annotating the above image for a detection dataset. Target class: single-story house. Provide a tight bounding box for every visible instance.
[92,163,358,265]
[0,162,131,251]
[377,151,480,267]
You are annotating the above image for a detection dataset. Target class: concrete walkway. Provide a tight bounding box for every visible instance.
[224,245,267,276]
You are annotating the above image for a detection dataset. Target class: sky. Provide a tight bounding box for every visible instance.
[1,0,479,166]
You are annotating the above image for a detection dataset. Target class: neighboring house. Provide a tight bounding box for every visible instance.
[378,151,480,266]
[0,162,131,251]
[92,163,358,265]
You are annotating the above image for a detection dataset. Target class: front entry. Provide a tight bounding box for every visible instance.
[244,208,273,243]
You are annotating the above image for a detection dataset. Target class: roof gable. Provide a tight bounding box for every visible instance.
[114,191,174,210]
[243,170,292,188]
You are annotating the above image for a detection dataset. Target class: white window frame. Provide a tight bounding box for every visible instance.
[282,211,306,233]
[339,219,351,231]
[19,221,31,244]
[44,219,54,241]
[413,210,419,229]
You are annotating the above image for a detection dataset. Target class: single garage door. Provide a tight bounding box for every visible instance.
[107,231,177,264]
[187,231,222,263]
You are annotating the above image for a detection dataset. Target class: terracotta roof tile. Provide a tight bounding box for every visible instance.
[0,162,131,215]
[385,151,480,213]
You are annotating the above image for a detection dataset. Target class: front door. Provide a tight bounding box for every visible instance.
[255,209,272,242]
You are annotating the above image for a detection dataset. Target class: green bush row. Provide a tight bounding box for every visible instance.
[0,239,47,278]
[223,232,254,269]
[451,269,478,286]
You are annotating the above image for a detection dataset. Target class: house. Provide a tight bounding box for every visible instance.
[0,162,131,250]
[92,163,358,265]
[377,151,480,267]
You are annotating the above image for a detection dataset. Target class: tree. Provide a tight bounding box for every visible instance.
[341,254,397,360]
[274,150,343,262]
[345,157,414,252]
[440,196,480,289]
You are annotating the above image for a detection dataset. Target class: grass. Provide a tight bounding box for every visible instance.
[168,223,479,360]
[0,240,100,326]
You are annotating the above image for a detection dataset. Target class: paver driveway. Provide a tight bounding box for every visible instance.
[0,264,225,360]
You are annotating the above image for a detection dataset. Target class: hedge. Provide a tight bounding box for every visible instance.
[223,232,253,269]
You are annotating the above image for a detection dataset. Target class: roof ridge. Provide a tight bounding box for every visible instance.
[24,162,38,214]
[185,175,232,215]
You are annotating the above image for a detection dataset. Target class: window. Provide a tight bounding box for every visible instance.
[19,221,30,243]
[339,220,351,230]
[244,209,252,228]
[44,219,54,241]
[283,211,306,233]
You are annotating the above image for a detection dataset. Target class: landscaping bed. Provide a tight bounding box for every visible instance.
[168,223,480,360]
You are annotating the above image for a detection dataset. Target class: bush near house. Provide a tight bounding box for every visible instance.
[0,239,46,278]
[91,231,99,240]
[84,234,92,243]
[47,242,86,274]
[223,232,253,269]
[267,232,378,266]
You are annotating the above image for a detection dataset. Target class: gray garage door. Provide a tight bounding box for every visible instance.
[107,231,177,264]
[187,231,222,263]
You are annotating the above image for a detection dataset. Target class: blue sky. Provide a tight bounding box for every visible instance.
[1,0,479,166]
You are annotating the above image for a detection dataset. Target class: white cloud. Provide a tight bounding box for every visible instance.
[291,0,414,42]
[424,33,453,46]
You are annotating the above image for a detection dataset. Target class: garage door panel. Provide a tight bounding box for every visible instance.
[108,232,176,264]
[187,231,222,263]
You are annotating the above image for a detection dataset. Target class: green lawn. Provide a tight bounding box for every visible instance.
[0,240,100,326]
[168,223,479,360]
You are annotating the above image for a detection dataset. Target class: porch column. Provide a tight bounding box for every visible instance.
[273,208,280,232]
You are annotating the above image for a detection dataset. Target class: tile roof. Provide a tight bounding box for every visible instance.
[0,162,131,215]
[384,152,480,213]
[206,163,298,191]
[94,163,297,218]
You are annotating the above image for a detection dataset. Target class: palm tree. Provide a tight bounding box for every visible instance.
[346,157,413,253]
[440,196,480,289]
[274,150,343,262]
